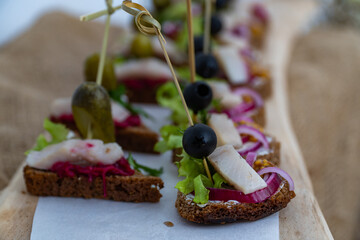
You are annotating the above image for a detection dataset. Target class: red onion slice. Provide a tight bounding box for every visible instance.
[252,3,269,24]
[231,115,254,124]
[245,152,257,166]
[237,125,269,149]
[238,141,262,156]
[208,173,281,203]
[228,102,256,117]
[263,173,270,182]
[258,167,295,191]
[233,87,264,108]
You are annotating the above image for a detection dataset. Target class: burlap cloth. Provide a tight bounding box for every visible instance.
[288,26,360,240]
[0,12,123,187]
[0,12,359,239]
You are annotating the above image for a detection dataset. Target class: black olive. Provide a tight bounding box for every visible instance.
[195,53,219,78]
[215,0,230,10]
[211,15,223,35]
[182,123,217,159]
[194,35,204,53]
[183,81,212,113]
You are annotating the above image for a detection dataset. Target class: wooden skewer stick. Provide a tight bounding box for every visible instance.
[204,158,212,183]
[87,123,93,139]
[81,0,117,87]
[121,1,213,183]
[186,0,196,83]
[96,14,111,86]
[186,0,213,183]
[81,0,116,139]
[80,5,122,22]
[203,0,212,54]
[121,1,193,126]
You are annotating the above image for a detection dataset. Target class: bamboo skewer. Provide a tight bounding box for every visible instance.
[121,1,194,126]
[82,0,212,182]
[203,0,212,54]
[186,0,196,83]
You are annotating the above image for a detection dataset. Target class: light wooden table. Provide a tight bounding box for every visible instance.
[0,0,334,239]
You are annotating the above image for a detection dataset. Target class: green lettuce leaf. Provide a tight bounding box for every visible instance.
[154,124,185,153]
[113,56,126,65]
[193,175,211,204]
[158,2,187,23]
[128,153,163,177]
[175,176,194,195]
[174,16,203,51]
[177,153,204,177]
[211,98,223,112]
[175,67,224,82]
[109,85,152,119]
[175,151,207,199]
[174,152,228,204]
[213,172,227,188]
[25,119,69,155]
[153,140,169,153]
[156,82,189,124]
[167,135,183,149]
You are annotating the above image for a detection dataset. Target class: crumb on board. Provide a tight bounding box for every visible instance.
[163,221,174,227]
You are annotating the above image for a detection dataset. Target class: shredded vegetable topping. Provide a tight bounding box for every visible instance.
[51,158,135,196]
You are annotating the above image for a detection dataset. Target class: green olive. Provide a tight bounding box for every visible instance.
[72,82,115,143]
[130,33,153,58]
[84,53,117,91]
[153,0,170,10]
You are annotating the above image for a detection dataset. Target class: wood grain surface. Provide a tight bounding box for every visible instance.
[0,0,334,239]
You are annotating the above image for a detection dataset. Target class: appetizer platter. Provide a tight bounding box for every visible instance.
[0,0,333,239]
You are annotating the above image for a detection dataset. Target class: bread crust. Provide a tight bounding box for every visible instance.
[251,106,265,127]
[115,125,159,154]
[125,87,159,104]
[24,166,163,202]
[175,182,295,224]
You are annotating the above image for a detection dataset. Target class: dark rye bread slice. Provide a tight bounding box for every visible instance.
[258,136,280,166]
[251,106,265,127]
[125,86,159,104]
[115,125,159,154]
[171,136,280,166]
[175,181,295,224]
[24,166,164,202]
[50,117,159,154]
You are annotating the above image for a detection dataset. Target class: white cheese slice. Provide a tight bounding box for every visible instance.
[26,139,124,170]
[115,58,172,80]
[110,101,130,123]
[50,98,130,123]
[208,113,242,148]
[50,98,72,117]
[215,46,248,84]
[208,81,243,109]
[218,31,248,49]
[208,145,267,194]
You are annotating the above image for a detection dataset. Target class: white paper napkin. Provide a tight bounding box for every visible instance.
[30,105,279,240]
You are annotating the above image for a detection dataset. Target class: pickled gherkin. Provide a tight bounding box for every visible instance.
[72,82,115,143]
[84,53,117,91]
[130,33,154,58]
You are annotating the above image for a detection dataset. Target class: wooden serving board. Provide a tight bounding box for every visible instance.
[0,0,333,239]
